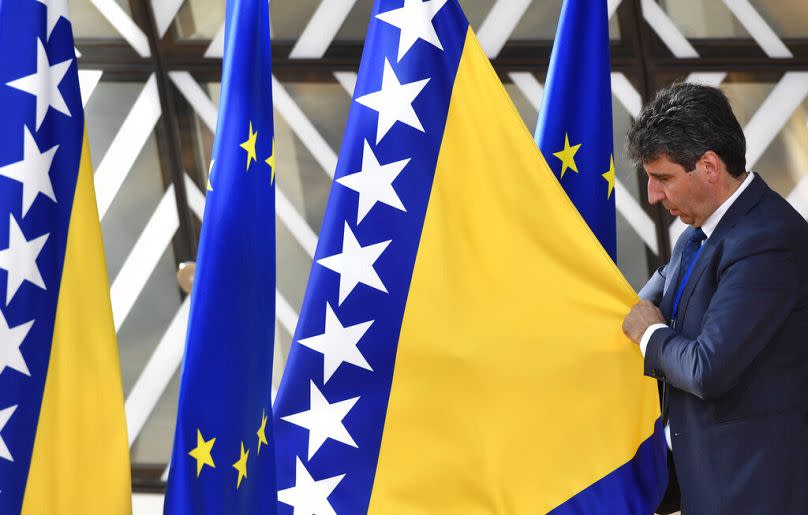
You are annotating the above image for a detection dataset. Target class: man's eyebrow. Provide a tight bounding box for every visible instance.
[646,170,669,178]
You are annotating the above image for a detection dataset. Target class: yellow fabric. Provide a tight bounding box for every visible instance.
[368,28,659,514]
[21,133,132,514]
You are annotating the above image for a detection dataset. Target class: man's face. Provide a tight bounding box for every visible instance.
[645,154,713,227]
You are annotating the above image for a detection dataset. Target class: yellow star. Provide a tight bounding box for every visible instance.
[240,121,258,171]
[552,133,582,179]
[256,410,268,455]
[233,441,249,489]
[265,139,276,184]
[207,159,215,191]
[188,429,216,477]
[602,154,616,199]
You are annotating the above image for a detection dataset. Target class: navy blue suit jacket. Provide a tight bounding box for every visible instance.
[641,175,808,514]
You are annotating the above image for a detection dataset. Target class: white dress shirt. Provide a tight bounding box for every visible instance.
[640,171,754,449]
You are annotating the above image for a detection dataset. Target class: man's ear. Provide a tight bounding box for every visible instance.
[701,151,722,184]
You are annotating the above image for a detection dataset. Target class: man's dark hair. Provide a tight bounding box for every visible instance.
[626,82,746,177]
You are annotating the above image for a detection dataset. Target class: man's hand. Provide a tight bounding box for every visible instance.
[622,300,665,344]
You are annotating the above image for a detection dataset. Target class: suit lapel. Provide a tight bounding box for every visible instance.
[675,174,768,323]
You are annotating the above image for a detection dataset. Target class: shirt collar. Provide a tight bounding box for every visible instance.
[700,171,755,239]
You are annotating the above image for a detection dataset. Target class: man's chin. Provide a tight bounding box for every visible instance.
[669,209,693,225]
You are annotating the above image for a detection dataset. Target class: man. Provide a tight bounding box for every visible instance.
[622,82,808,515]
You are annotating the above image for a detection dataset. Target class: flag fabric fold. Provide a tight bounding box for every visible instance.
[0,1,131,513]
[164,0,277,512]
[273,0,664,513]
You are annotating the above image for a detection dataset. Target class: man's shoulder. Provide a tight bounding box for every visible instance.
[751,187,806,235]
[726,187,808,255]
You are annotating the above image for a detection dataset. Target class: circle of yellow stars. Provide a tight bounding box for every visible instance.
[191,125,275,490]
[552,132,615,199]
[187,408,270,490]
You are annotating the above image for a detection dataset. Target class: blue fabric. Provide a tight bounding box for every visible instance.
[272,1,468,513]
[534,0,616,260]
[163,0,277,512]
[0,3,84,512]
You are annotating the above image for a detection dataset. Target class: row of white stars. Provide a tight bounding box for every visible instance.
[0,0,74,469]
[0,3,74,305]
[277,0,450,512]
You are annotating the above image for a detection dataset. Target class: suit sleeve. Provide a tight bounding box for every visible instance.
[639,265,666,304]
[644,243,798,400]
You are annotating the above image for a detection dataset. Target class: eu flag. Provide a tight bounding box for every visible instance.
[164,0,277,512]
[535,0,616,260]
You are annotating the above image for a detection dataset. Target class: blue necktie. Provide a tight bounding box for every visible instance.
[677,227,707,290]
[671,226,707,326]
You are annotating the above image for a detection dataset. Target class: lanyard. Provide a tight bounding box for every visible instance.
[670,245,704,327]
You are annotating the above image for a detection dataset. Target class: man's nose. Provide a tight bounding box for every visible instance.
[647,180,665,204]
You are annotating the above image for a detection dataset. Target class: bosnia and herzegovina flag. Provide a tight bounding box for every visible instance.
[273,0,663,513]
[164,0,277,513]
[0,1,132,514]
[535,1,668,513]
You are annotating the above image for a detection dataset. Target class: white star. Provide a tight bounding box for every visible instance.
[355,59,429,144]
[0,405,18,462]
[0,309,33,377]
[376,0,449,61]
[298,303,373,383]
[0,126,58,217]
[281,381,359,460]
[6,38,72,130]
[277,457,345,515]
[0,215,49,305]
[337,140,408,224]
[317,222,390,305]
[36,0,72,40]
